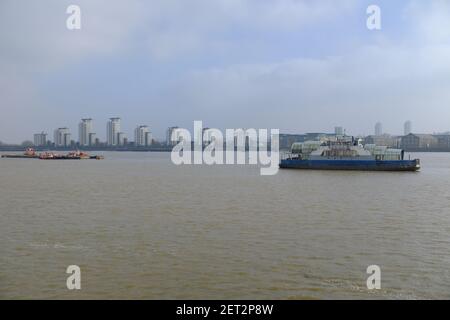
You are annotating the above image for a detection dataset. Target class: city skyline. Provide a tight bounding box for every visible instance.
[5,116,450,147]
[0,117,450,146]
[4,115,445,145]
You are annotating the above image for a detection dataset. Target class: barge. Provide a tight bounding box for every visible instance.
[1,148,39,159]
[280,136,420,172]
[38,151,104,160]
[2,149,104,160]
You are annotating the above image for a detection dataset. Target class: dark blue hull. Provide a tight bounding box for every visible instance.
[279,159,420,171]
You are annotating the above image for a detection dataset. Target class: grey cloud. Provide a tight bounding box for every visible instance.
[169,41,450,135]
[1,0,449,142]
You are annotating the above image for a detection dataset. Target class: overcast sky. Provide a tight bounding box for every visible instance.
[1,0,450,143]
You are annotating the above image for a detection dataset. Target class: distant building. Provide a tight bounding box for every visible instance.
[279,134,307,150]
[202,127,211,146]
[78,118,94,146]
[365,134,399,148]
[117,132,127,146]
[434,134,450,149]
[304,132,334,141]
[33,132,47,146]
[166,126,179,146]
[54,128,71,147]
[401,133,438,150]
[146,132,152,146]
[134,125,152,146]
[404,121,412,135]
[375,122,383,136]
[88,133,96,146]
[107,118,121,146]
[334,127,344,136]
[232,128,248,147]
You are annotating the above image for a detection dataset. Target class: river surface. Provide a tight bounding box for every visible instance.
[1,152,449,299]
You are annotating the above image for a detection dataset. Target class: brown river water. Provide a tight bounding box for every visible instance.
[1,152,449,299]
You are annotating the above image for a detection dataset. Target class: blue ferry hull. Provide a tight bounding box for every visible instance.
[279,159,420,171]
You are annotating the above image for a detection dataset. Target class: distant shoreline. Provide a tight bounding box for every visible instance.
[0,146,173,152]
[1,146,450,153]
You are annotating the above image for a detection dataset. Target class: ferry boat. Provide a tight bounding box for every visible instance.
[280,136,420,171]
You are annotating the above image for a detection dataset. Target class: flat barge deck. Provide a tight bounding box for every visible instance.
[1,154,39,159]
[1,148,104,160]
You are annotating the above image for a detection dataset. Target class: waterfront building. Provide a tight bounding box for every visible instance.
[54,128,71,147]
[401,133,438,150]
[364,134,400,148]
[166,126,179,146]
[134,125,152,146]
[304,132,334,141]
[202,127,211,146]
[434,134,450,149]
[88,133,96,146]
[33,132,47,146]
[404,121,412,135]
[279,134,307,150]
[117,132,127,146]
[232,128,255,148]
[107,118,121,146]
[375,122,383,136]
[78,118,94,146]
[334,127,344,136]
